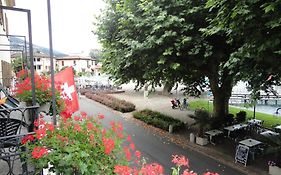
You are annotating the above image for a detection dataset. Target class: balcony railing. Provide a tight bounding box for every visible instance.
[0,105,39,175]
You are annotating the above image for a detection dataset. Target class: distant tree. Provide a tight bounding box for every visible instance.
[11,56,25,73]
[89,49,101,60]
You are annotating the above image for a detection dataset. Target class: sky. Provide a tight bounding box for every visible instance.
[7,0,105,55]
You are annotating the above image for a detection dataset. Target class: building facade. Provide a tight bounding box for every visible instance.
[0,0,15,87]
[56,55,98,75]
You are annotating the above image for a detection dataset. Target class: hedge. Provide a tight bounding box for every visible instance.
[133,109,185,132]
[84,92,135,113]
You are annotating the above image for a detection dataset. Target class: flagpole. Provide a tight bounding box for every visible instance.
[47,0,57,125]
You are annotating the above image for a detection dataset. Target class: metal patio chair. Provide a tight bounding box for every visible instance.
[0,117,30,175]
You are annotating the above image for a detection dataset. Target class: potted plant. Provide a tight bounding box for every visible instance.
[14,71,63,113]
[189,108,210,146]
[261,135,281,175]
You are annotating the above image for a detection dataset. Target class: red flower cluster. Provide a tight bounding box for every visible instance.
[172,155,189,167]
[32,146,48,159]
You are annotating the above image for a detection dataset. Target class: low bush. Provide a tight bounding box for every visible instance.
[236,110,247,123]
[133,109,185,132]
[85,92,135,113]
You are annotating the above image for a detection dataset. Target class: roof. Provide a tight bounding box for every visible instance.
[11,52,51,58]
[56,55,96,61]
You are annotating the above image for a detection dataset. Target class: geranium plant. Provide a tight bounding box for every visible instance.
[22,112,219,175]
[14,70,63,112]
[22,112,131,174]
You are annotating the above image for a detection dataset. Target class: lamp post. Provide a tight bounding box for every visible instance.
[47,0,57,125]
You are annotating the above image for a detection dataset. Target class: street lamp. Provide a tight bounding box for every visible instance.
[47,0,57,125]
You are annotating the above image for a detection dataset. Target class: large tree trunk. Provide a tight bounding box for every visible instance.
[162,82,173,95]
[208,72,233,118]
[212,92,230,117]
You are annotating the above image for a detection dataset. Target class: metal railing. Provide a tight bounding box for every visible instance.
[0,105,39,175]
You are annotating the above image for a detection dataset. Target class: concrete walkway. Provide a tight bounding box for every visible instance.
[110,90,195,124]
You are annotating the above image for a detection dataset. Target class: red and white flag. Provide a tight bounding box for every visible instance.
[55,67,79,113]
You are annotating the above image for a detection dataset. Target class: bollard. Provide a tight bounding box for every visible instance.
[190,133,195,143]
[169,125,173,133]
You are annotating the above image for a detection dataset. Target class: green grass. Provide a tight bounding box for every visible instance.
[189,99,281,128]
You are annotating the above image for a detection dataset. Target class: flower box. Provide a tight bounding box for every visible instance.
[195,136,208,146]
[269,165,281,175]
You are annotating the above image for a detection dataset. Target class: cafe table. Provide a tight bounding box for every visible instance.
[274,125,281,133]
[224,123,248,137]
[205,129,224,145]
[247,119,263,126]
[239,138,263,160]
[260,130,279,137]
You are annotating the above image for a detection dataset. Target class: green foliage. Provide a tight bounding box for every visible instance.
[23,114,129,174]
[95,0,281,119]
[235,111,247,123]
[11,57,25,73]
[133,109,185,132]
[205,0,281,93]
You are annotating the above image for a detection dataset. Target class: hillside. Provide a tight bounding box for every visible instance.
[10,37,68,57]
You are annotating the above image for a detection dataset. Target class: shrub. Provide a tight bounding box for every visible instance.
[209,116,224,130]
[224,113,235,126]
[84,92,135,113]
[189,109,210,137]
[133,109,185,132]
[236,111,247,123]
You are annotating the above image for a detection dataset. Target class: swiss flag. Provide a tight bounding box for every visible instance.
[54,67,79,113]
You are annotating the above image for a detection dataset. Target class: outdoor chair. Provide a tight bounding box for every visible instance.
[0,117,30,175]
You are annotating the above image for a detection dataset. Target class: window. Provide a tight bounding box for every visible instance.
[74,60,76,65]
[87,60,89,67]
[37,65,41,70]
[62,61,64,66]
[37,58,40,61]
[92,61,94,65]
[34,66,36,70]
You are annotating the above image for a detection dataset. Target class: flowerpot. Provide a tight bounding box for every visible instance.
[269,165,281,175]
[38,102,51,114]
[195,136,208,146]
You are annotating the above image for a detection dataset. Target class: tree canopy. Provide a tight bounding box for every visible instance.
[95,0,281,118]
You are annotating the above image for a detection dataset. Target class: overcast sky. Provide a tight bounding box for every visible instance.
[7,0,105,55]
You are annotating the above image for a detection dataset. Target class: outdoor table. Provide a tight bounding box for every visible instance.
[260,130,279,137]
[204,129,224,145]
[239,138,262,148]
[274,125,281,133]
[248,119,263,126]
[239,138,263,160]
[224,124,248,137]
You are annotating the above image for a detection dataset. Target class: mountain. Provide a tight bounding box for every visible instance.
[10,37,68,57]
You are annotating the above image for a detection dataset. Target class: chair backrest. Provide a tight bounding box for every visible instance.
[0,118,25,137]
